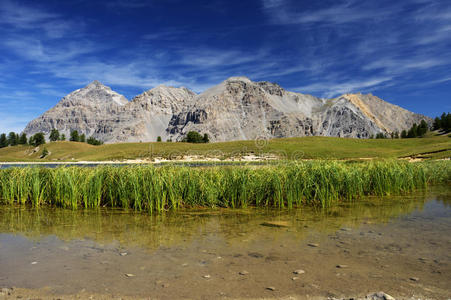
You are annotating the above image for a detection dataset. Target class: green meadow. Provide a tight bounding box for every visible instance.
[0,135,450,162]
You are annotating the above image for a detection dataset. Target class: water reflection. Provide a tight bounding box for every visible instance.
[0,187,448,250]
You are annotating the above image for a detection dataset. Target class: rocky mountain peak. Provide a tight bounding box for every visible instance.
[24,76,431,143]
[224,76,252,83]
[86,80,105,89]
[62,80,128,107]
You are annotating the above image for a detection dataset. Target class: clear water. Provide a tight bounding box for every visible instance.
[0,187,450,299]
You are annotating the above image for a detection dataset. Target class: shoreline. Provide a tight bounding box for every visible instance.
[0,154,286,165]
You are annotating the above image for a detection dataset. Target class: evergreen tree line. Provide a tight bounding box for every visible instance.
[156,131,210,143]
[400,120,429,138]
[181,131,210,143]
[432,112,451,132]
[0,132,46,148]
[369,120,428,139]
[0,129,103,149]
[63,129,103,145]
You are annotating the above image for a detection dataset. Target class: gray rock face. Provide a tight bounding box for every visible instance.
[167,77,430,141]
[24,80,128,141]
[24,77,431,143]
[107,85,195,142]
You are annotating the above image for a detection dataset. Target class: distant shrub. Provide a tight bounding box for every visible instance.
[87,136,103,146]
[182,131,210,143]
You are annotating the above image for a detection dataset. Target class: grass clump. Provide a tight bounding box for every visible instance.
[0,161,449,211]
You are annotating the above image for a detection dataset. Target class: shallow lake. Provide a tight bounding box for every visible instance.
[0,187,450,299]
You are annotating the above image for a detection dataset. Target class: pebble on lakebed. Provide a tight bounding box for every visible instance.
[336,265,349,268]
[308,243,319,247]
[366,291,395,300]
[293,269,305,274]
[125,274,135,278]
[266,287,276,291]
[260,221,290,228]
[239,271,249,275]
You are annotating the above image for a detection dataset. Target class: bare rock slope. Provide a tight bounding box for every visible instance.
[24,77,430,143]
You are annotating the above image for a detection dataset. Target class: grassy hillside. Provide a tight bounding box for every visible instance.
[0,136,450,162]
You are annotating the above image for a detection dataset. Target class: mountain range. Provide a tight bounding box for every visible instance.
[24,77,430,143]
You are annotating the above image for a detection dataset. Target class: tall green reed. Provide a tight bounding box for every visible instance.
[0,160,448,211]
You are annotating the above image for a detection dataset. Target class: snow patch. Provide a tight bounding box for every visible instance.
[111,94,126,106]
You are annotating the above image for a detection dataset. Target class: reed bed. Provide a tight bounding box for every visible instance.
[0,161,449,211]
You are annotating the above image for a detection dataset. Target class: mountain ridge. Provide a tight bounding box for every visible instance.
[24,77,431,143]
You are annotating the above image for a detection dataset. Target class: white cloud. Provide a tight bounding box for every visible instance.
[294,77,393,98]
[262,0,396,25]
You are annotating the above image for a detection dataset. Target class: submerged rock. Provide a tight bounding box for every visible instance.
[248,252,264,258]
[366,291,395,300]
[336,264,349,268]
[260,221,290,228]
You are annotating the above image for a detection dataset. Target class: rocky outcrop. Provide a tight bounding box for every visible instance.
[24,82,195,143]
[24,77,431,143]
[24,80,128,141]
[107,85,195,142]
[166,77,430,141]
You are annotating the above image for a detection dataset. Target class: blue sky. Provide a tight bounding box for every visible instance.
[0,0,450,133]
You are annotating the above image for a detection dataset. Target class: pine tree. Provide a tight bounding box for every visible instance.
[157,136,162,142]
[203,133,210,143]
[433,117,441,131]
[407,123,418,138]
[444,113,451,132]
[70,130,79,142]
[0,133,7,148]
[18,133,27,145]
[7,132,18,146]
[80,134,86,143]
[49,129,60,142]
[87,136,103,145]
[401,130,407,138]
[60,134,66,141]
[417,120,428,137]
[186,131,204,143]
[31,133,45,146]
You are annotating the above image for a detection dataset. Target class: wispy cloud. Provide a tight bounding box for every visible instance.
[0,0,81,38]
[3,37,98,62]
[261,0,451,95]
[262,0,397,25]
[295,77,393,98]
[176,48,268,68]
[0,0,56,28]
